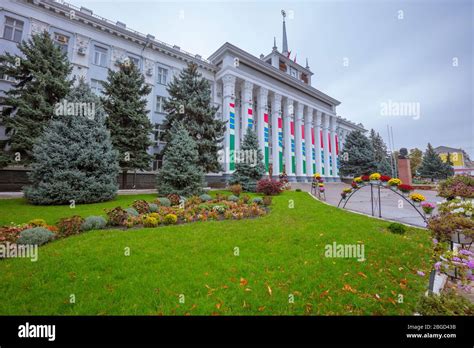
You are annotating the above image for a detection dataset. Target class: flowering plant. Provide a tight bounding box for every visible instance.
[369,173,381,181]
[438,175,474,199]
[361,175,370,182]
[421,202,436,214]
[435,248,474,291]
[438,198,473,219]
[354,176,363,183]
[351,181,358,189]
[387,178,402,186]
[409,193,426,203]
[314,173,322,179]
[319,187,325,192]
[380,175,391,182]
[343,188,352,193]
[398,184,414,193]
[341,192,348,199]
[318,183,324,187]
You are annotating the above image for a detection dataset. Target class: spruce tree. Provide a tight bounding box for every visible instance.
[339,130,377,177]
[162,63,225,173]
[442,153,455,178]
[231,129,265,192]
[0,32,73,166]
[418,143,447,181]
[369,129,391,175]
[101,61,153,188]
[156,122,203,196]
[24,79,119,205]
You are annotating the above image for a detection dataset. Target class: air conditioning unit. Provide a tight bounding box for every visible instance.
[77,47,86,56]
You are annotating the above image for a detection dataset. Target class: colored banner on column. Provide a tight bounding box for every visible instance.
[278,116,283,173]
[320,129,324,175]
[335,135,339,170]
[328,132,332,176]
[229,102,235,171]
[263,113,269,171]
[247,108,253,130]
[290,121,295,174]
[301,125,306,174]
[312,127,316,174]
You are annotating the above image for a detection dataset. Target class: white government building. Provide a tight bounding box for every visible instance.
[0,0,365,183]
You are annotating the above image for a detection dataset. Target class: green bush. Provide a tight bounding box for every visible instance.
[199,194,212,202]
[81,216,107,231]
[17,227,54,246]
[149,203,158,212]
[125,207,139,217]
[156,197,171,207]
[57,216,84,237]
[163,213,178,225]
[252,197,263,205]
[295,188,302,192]
[228,195,239,202]
[416,290,474,315]
[387,222,407,234]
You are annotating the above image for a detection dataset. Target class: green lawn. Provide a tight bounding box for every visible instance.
[0,191,432,315]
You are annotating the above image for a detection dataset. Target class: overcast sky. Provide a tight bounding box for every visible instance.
[72,0,473,156]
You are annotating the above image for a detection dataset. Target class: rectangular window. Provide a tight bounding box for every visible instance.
[157,67,168,85]
[53,33,69,54]
[93,45,108,67]
[3,17,24,43]
[90,79,104,96]
[156,96,165,113]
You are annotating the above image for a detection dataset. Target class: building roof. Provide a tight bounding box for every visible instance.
[434,146,465,153]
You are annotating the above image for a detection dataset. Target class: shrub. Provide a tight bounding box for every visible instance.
[17,227,54,246]
[57,216,85,237]
[438,174,474,199]
[256,179,283,196]
[105,207,129,226]
[125,207,140,217]
[186,196,202,206]
[156,197,171,207]
[229,184,242,196]
[295,188,302,192]
[262,196,273,206]
[0,225,25,244]
[213,205,226,214]
[387,178,402,186]
[143,216,159,228]
[415,289,474,315]
[28,219,47,227]
[228,195,239,202]
[148,203,158,212]
[132,200,150,214]
[387,222,407,234]
[81,216,107,231]
[167,193,181,206]
[163,213,178,225]
[199,194,212,202]
[241,194,251,203]
[428,215,474,243]
[252,197,263,205]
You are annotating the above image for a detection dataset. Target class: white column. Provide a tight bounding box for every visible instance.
[222,74,236,173]
[305,107,313,178]
[283,97,294,176]
[257,87,269,171]
[322,113,331,177]
[295,102,304,177]
[330,116,338,178]
[314,110,323,176]
[241,80,253,137]
[271,92,282,177]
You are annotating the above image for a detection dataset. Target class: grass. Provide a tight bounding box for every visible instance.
[0,191,432,315]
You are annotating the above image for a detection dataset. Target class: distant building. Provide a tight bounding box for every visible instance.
[434,146,474,175]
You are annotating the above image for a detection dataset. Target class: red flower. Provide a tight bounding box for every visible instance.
[351,181,358,188]
[398,184,414,192]
[380,175,391,182]
[361,175,370,181]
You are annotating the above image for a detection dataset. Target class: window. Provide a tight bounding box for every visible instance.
[93,45,108,67]
[53,33,69,54]
[128,56,140,67]
[0,74,16,82]
[155,96,166,113]
[90,79,104,96]
[3,17,24,43]
[157,67,168,85]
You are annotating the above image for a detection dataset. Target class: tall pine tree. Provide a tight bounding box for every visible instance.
[369,129,391,175]
[0,31,73,166]
[418,143,447,181]
[162,63,225,173]
[156,122,203,196]
[230,129,265,192]
[101,61,153,188]
[24,79,119,205]
[339,130,377,177]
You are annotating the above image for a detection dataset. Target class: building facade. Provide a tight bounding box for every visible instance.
[0,0,364,183]
[434,146,474,175]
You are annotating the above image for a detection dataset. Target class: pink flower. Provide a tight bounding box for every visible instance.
[417,271,425,277]
[434,262,442,271]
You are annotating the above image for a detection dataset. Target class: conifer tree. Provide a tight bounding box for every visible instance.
[339,130,377,177]
[369,129,391,175]
[101,61,153,188]
[0,32,73,166]
[156,122,203,196]
[231,129,265,192]
[418,143,447,181]
[24,79,119,205]
[162,62,225,173]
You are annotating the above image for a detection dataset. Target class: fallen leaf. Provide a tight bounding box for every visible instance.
[267,285,273,297]
[245,288,252,292]
[357,272,367,279]
[387,297,397,305]
[342,284,357,293]
[320,290,330,298]
[240,278,248,287]
[374,294,381,300]
[258,306,265,312]
[215,303,222,309]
